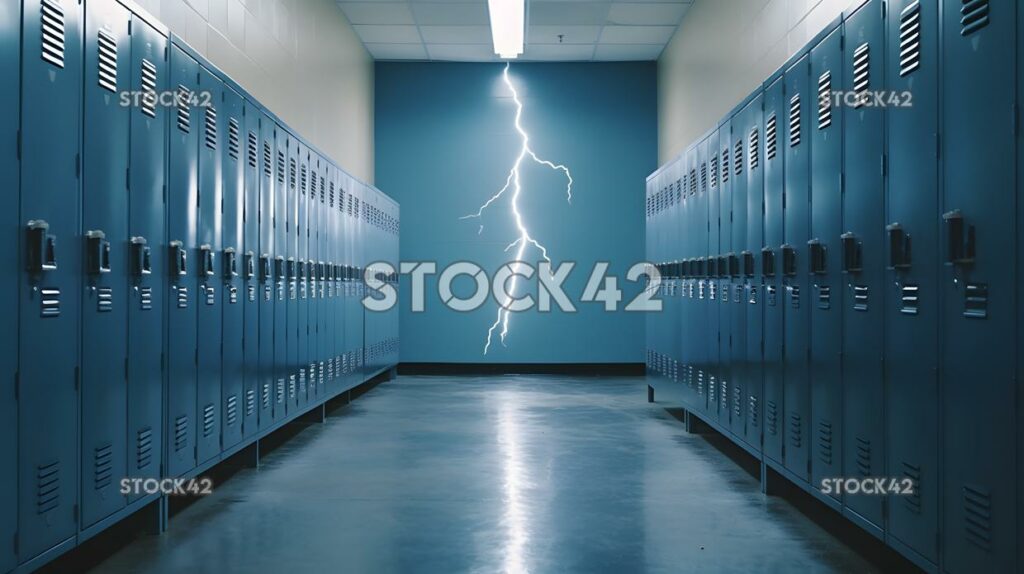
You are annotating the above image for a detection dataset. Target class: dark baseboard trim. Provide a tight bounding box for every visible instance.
[397,363,645,376]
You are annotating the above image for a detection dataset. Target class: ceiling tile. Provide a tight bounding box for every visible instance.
[338,2,416,24]
[353,24,423,43]
[593,43,664,60]
[365,42,429,59]
[527,25,601,44]
[529,2,611,26]
[410,2,489,25]
[419,25,492,44]
[426,43,499,61]
[606,2,688,25]
[598,24,676,44]
[522,43,595,60]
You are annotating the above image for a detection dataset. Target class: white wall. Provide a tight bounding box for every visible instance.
[134,0,375,182]
[657,0,850,164]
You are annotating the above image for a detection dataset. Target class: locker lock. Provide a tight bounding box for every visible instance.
[169,240,187,276]
[307,260,315,280]
[780,244,797,277]
[260,254,272,281]
[26,220,58,273]
[325,263,333,281]
[297,260,306,280]
[807,239,826,275]
[85,230,111,275]
[840,233,862,274]
[274,256,285,279]
[200,245,215,277]
[741,251,755,278]
[286,257,296,279]
[223,247,238,279]
[886,223,911,270]
[130,236,152,276]
[942,210,975,266]
[761,247,775,277]
[244,251,255,280]
[319,261,326,281]
[727,252,740,278]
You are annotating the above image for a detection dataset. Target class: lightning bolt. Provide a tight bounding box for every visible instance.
[460,62,573,354]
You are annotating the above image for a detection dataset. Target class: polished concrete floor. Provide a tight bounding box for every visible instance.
[87,375,879,573]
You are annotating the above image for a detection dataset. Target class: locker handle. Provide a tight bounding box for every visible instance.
[677,260,686,279]
[297,260,306,279]
[727,252,740,277]
[200,245,215,277]
[319,261,327,280]
[244,251,255,280]
[259,254,272,281]
[741,251,755,277]
[695,257,706,278]
[223,247,238,279]
[27,220,57,272]
[169,240,187,276]
[717,255,728,278]
[943,210,975,266]
[286,257,296,279]
[761,247,775,277]
[886,223,911,269]
[307,259,315,280]
[840,232,862,274]
[707,257,718,278]
[807,239,827,275]
[131,237,151,276]
[781,244,797,277]
[85,230,111,275]
[274,256,285,279]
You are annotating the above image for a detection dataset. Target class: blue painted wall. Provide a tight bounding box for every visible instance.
[375,62,657,363]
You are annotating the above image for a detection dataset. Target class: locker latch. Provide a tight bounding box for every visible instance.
[886,223,911,269]
[808,239,826,275]
[27,220,58,272]
[727,252,740,277]
[297,260,306,280]
[286,257,296,279]
[761,247,775,277]
[274,256,285,279]
[169,240,187,276]
[943,209,975,266]
[200,244,215,277]
[131,237,151,276]
[260,254,272,281]
[695,257,706,278]
[840,233,862,274]
[781,244,796,277]
[223,247,238,279]
[741,251,755,277]
[244,251,255,280]
[307,260,315,280]
[716,256,728,278]
[677,260,686,279]
[707,257,717,278]
[85,230,111,275]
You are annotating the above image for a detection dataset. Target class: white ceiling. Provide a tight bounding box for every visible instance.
[337,0,694,62]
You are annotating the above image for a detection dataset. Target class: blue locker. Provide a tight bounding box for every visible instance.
[808,25,844,500]
[0,1,19,570]
[743,94,764,451]
[783,54,812,482]
[762,74,785,465]
[126,13,167,497]
[241,99,260,439]
[695,136,710,412]
[195,64,223,465]
[165,44,199,477]
[704,130,720,418]
[305,155,317,403]
[257,112,277,429]
[841,0,885,530]
[941,0,1017,570]
[355,186,366,383]
[273,126,288,418]
[313,156,325,399]
[296,145,309,408]
[325,165,337,396]
[284,130,299,409]
[220,85,244,451]
[81,0,130,527]
[885,0,939,564]
[19,0,83,558]
[729,105,747,440]
[716,122,732,427]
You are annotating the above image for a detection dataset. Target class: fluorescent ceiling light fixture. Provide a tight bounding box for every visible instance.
[488,0,525,59]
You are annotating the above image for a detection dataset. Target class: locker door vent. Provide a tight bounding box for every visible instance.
[963,484,992,550]
[710,154,719,188]
[173,415,189,451]
[732,385,742,418]
[139,287,153,311]
[789,413,803,448]
[708,377,716,400]
[41,288,61,318]
[700,162,708,193]
[689,170,697,196]
[289,158,297,190]
[748,395,758,427]
[766,401,778,436]
[963,282,987,319]
[748,128,759,169]
[766,114,778,160]
[902,461,922,513]
[852,43,870,108]
[205,286,215,306]
[97,29,118,93]
[262,142,272,177]
[245,389,256,416]
[818,285,831,310]
[720,380,728,412]
[310,171,317,199]
[330,181,336,207]
[300,164,308,195]
[40,0,66,69]
[227,118,240,160]
[246,131,258,168]
[900,284,919,315]
[817,71,833,129]
[721,148,730,182]
[853,285,869,311]
[276,379,285,404]
[817,421,833,465]
[97,287,113,312]
[960,0,989,36]
[277,151,286,184]
[790,285,800,308]
[176,85,191,133]
[93,444,113,490]
[288,375,296,399]
[176,286,188,308]
[136,428,153,470]
[855,437,872,476]
[733,140,743,175]
[226,395,238,426]
[789,94,802,146]
[202,404,216,437]
[140,59,157,118]
[247,285,255,302]
[261,383,270,409]
[37,461,61,514]
[204,107,218,150]
[899,1,922,76]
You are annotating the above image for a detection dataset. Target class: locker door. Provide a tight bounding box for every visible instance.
[339,178,350,392]
[729,109,747,439]
[325,166,336,396]
[241,101,259,439]
[717,128,732,426]
[744,95,765,451]
[311,157,323,399]
[0,2,20,570]
[195,65,223,465]
[126,15,167,497]
[763,76,785,465]
[355,185,366,382]
[220,85,243,451]
[695,137,710,412]
[296,146,309,408]
[284,131,298,410]
[783,55,811,482]
[81,0,130,528]
[841,1,885,529]
[808,26,844,499]
[257,113,276,429]
[165,45,199,478]
[705,130,720,418]
[941,0,1017,570]
[885,0,938,563]
[273,127,289,418]
[19,0,82,558]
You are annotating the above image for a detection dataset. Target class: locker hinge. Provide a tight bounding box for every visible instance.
[840,33,845,50]
[935,133,941,160]
[16,129,21,160]
[164,46,168,61]
[221,197,224,213]
[161,352,165,372]
[76,154,81,178]
[195,348,199,366]
[880,0,886,18]
[782,192,786,209]
[126,167,131,190]
[125,357,129,381]
[74,366,80,391]
[13,371,18,401]
[880,154,887,177]
[163,185,167,204]
[1014,104,1020,136]
[128,19,132,35]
